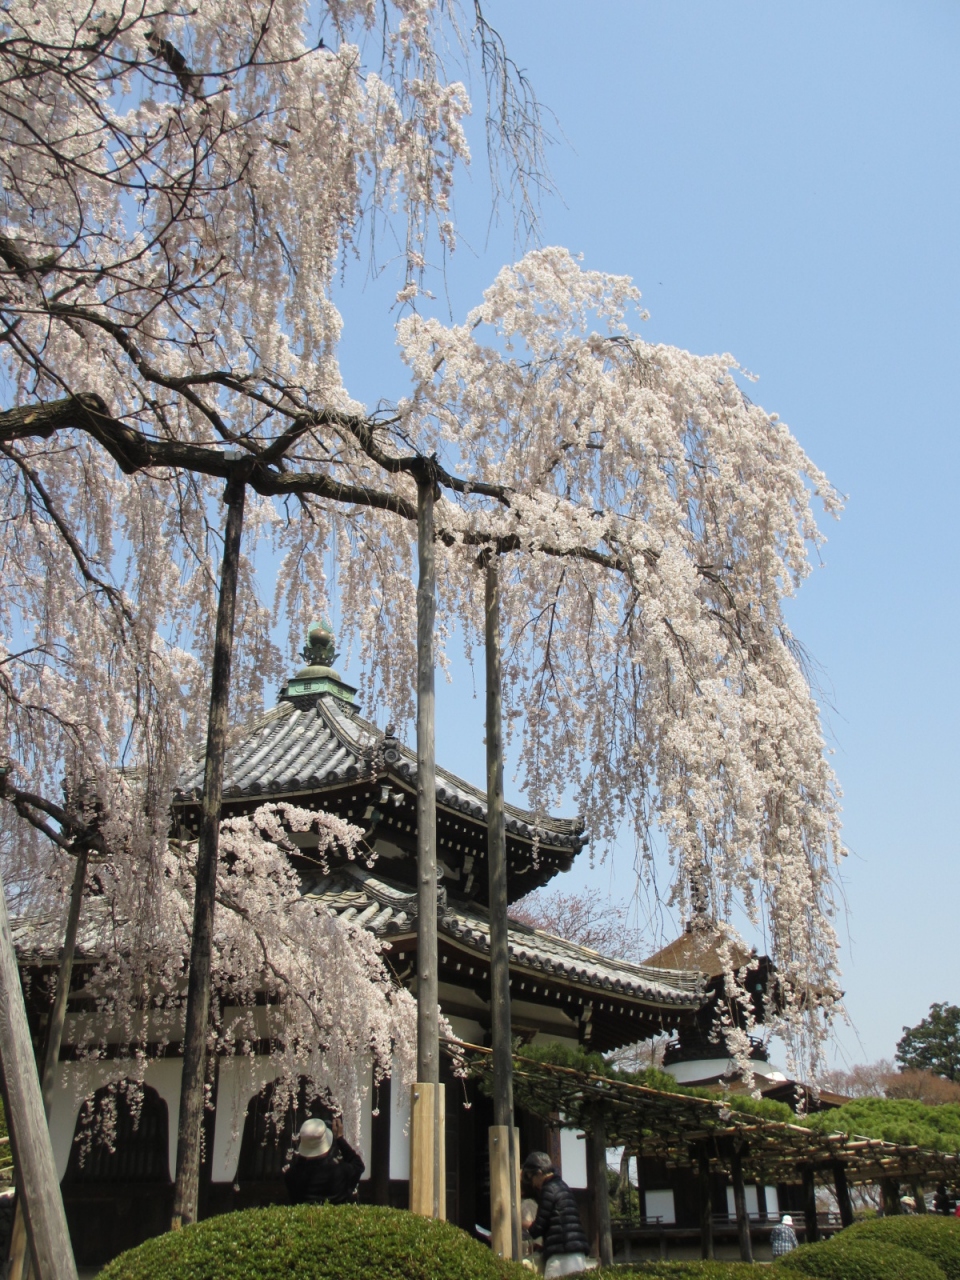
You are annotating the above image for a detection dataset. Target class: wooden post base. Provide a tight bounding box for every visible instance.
[410,1082,446,1219]
[489,1125,521,1260]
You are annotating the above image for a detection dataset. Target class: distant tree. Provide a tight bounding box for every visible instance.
[896,1004,960,1082]
[885,1069,960,1106]
[509,887,640,961]
[818,1058,960,1105]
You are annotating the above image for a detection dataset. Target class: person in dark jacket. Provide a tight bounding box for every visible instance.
[284,1116,365,1206]
[522,1151,589,1277]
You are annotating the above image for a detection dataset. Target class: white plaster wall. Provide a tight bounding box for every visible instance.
[210,1057,281,1184]
[48,1057,182,1183]
[357,1059,373,1176]
[644,1188,676,1224]
[389,1074,411,1181]
[559,1127,587,1189]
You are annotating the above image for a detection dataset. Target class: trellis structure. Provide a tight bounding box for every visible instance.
[464,1044,960,1264]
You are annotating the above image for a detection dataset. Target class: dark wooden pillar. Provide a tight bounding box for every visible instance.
[881,1177,901,1216]
[912,1180,927,1213]
[370,1081,392,1206]
[802,1166,820,1243]
[730,1147,753,1262]
[586,1114,613,1265]
[698,1146,714,1259]
[833,1163,853,1228]
[756,1182,768,1221]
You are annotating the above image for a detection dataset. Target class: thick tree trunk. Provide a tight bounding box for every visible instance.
[171,473,246,1228]
[484,551,520,1260]
[411,473,443,1218]
[0,868,78,1280]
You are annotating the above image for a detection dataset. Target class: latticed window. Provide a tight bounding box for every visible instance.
[63,1082,169,1183]
[235,1077,333,1182]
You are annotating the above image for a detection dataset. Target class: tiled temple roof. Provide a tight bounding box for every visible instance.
[303,862,702,1009]
[175,694,585,854]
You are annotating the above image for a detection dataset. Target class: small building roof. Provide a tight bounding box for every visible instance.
[302,861,702,1048]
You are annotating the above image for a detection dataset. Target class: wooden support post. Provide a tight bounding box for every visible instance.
[833,1162,853,1228]
[412,472,443,1217]
[730,1146,753,1263]
[483,551,520,1261]
[881,1177,901,1216]
[8,845,89,1280]
[757,1182,768,1221]
[40,848,87,1114]
[0,866,78,1280]
[698,1145,714,1260]
[410,1082,445,1219]
[587,1113,613,1266]
[802,1166,820,1242]
[489,1126,521,1258]
[172,469,246,1229]
[912,1180,927,1214]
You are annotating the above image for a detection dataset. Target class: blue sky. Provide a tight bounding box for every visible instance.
[321,1,960,1069]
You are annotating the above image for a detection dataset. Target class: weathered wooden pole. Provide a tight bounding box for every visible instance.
[832,1162,853,1228]
[729,1145,753,1263]
[912,1180,927,1213]
[8,845,89,1280]
[698,1145,714,1259]
[172,466,247,1228]
[410,469,444,1219]
[881,1176,901,1216]
[587,1111,614,1266]
[802,1166,820,1241]
[40,848,88,1115]
[483,550,521,1260]
[0,866,78,1280]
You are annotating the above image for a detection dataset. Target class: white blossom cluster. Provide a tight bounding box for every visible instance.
[28,804,417,1149]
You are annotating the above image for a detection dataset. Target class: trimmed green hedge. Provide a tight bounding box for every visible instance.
[775,1234,947,1280]
[98,1204,528,1280]
[801,1099,960,1153]
[595,1264,760,1277]
[842,1217,960,1280]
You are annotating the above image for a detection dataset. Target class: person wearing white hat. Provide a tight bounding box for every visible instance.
[284,1115,365,1206]
[770,1213,799,1258]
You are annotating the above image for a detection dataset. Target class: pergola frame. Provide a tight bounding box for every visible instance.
[464,1044,960,1263]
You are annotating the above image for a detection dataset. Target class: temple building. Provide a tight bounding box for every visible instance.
[18,627,706,1265]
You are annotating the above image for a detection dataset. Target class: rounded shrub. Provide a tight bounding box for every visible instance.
[594,1265,767,1277]
[843,1216,960,1279]
[97,1204,529,1280]
[774,1232,946,1280]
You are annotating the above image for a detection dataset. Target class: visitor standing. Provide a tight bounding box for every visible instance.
[284,1116,365,1205]
[770,1213,799,1258]
[521,1151,590,1277]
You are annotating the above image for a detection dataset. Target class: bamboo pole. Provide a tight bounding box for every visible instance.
[483,551,520,1260]
[0,867,78,1280]
[411,471,443,1217]
[171,468,247,1228]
